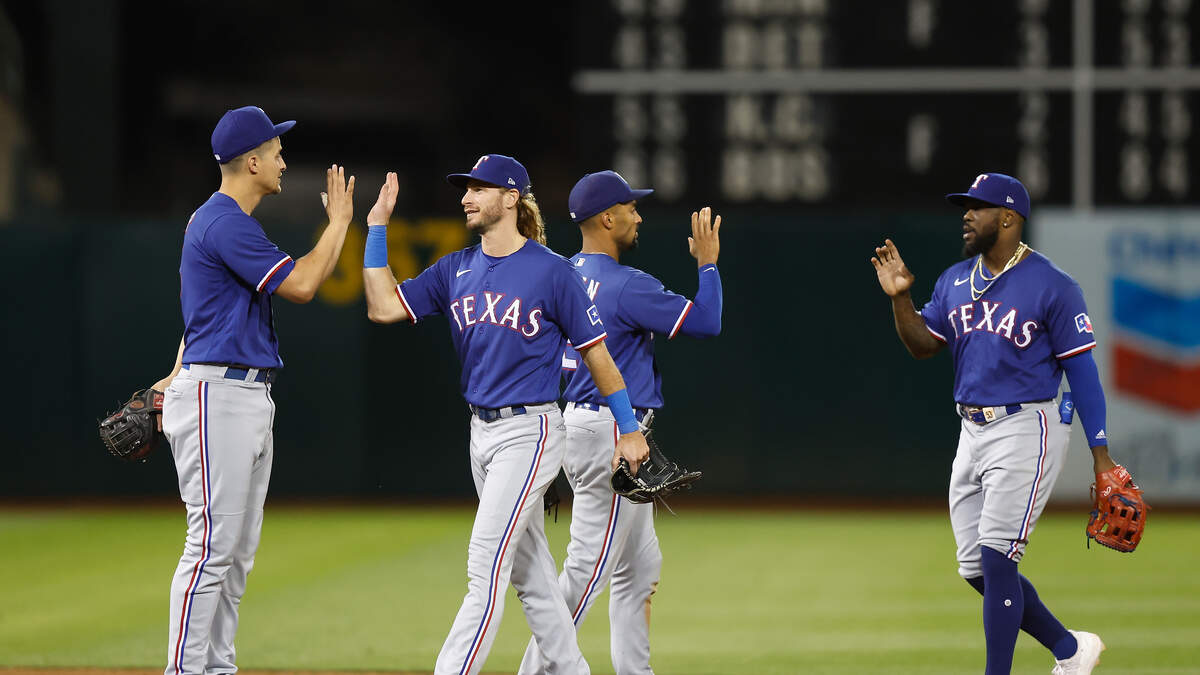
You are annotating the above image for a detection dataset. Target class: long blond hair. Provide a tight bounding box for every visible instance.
[516,191,546,245]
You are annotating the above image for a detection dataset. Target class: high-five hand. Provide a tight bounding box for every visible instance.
[321,164,355,226]
[688,206,721,267]
[871,239,916,297]
[368,172,399,226]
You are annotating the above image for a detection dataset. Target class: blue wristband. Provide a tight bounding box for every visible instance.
[605,388,640,434]
[364,226,388,268]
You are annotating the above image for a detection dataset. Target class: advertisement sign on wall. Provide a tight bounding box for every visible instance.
[1038,209,1200,503]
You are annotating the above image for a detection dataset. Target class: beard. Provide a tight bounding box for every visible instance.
[466,200,504,235]
[624,231,640,251]
[962,227,999,258]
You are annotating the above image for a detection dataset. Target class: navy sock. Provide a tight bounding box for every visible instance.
[980,546,1023,674]
[1020,575,1076,659]
[965,573,1076,660]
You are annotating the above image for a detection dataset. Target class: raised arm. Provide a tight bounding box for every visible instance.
[276,165,356,303]
[578,340,651,475]
[872,238,944,360]
[677,206,723,338]
[361,172,410,324]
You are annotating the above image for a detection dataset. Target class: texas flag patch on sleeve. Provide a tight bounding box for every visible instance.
[1075,313,1094,334]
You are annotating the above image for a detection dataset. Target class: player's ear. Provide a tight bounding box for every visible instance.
[504,189,519,209]
[245,153,260,175]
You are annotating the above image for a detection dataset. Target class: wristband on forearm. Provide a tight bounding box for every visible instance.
[605,388,640,434]
[364,225,388,268]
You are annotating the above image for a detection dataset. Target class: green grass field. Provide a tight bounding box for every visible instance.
[1,504,1196,674]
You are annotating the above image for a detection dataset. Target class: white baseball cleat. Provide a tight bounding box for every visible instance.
[1051,630,1106,674]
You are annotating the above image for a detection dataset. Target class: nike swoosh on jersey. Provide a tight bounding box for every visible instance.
[954,277,969,286]
[456,269,472,277]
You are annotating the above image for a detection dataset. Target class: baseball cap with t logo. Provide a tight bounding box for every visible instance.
[946,172,1030,219]
[446,154,531,196]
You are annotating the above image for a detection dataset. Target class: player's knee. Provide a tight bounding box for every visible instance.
[644,546,663,580]
[465,541,498,576]
[960,539,1022,579]
[978,538,1024,564]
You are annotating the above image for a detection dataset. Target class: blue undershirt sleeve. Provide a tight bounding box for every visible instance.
[1060,350,1109,447]
[678,264,723,338]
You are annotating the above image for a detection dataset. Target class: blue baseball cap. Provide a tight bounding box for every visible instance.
[568,171,653,223]
[946,172,1030,219]
[211,106,295,163]
[446,154,530,195]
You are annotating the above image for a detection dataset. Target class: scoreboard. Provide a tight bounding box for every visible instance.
[572,0,1200,208]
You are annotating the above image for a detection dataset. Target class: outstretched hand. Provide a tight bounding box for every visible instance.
[688,206,721,267]
[368,172,399,227]
[871,239,916,298]
[321,164,355,226]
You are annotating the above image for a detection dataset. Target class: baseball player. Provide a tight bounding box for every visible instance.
[516,171,723,675]
[872,172,1119,674]
[361,155,650,675]
[149,106,357,675]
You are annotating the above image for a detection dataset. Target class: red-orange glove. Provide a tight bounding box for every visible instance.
[1087,465,1149,552]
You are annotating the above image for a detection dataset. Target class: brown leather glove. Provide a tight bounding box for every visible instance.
[99,389,165,463]
[1086,465,1149,552]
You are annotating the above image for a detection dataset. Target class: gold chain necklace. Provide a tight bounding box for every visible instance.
[970,242,1028,301]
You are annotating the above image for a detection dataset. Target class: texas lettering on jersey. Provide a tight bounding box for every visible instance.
[397,240,607,408]
[448,292,544,337]
[945,300,1039,348]
[921,250,1096,405]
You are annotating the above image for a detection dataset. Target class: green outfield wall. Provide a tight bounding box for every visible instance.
[3,209,965,497]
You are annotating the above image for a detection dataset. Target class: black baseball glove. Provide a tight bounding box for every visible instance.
[99,389,165,463]
[611,430,702,505]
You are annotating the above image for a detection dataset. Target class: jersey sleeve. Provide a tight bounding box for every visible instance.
[619,271,694,338]
[561,345,580,372]
[1046,280,1097,359]
[396,254,453,323]
[550,262,607,350]
[919,272,950,343]
[208,213,294,294]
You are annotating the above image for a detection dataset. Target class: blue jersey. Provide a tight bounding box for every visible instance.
[397,239,607,408]
[179,192,295,368]
[920,250,1096,406]
[561,254,694,409]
